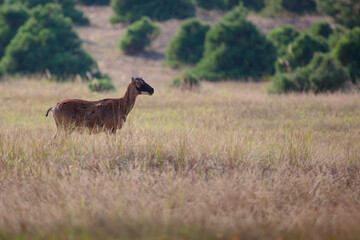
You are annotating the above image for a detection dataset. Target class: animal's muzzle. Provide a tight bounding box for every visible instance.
[149,88,154,95]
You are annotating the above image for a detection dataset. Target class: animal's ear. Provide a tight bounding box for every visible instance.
[131,77,135,82]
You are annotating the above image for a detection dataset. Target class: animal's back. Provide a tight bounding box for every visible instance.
[52,98,121,132]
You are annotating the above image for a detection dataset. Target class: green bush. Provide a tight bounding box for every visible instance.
[276,33,329,72]
[5,0,89,25]
[110,0,196,23]
[261,0,284,17]
[305,22,333,39]
[88,75,115,92]
[118,16,159,54]
[224,0,265,11]
[190,6,276,80]
[222,3,248,22]
[172,71,200,90]
[269,53,350,93]
[195,0,226,10]
[334,27,360,82]
[60,0,89,25]
[316,0,360,29]
[308,53,350,93]
[281,0,316,13]
[76,0,110,5]
[268,68,310,93]
[328,27,345,49]
[165,19,210,68]
[0,3,29,59]
[267,24,299,56]
[0,3,97,79]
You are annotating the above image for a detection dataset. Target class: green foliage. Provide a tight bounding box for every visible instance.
[0,3,97,79]
[172,71,200,90]
[76,0,110,5]
[316,0,360,29]
[5,0,89,25]
[276,33,329,72]
[268,68,310,93]
[118,16,159,54]
[224,0,265,11]
[334,27,360,82]
[261,0,284,17]
[269,53,350,93]
[267,24,299,56]
[305,22,333,39]
[328,27,345,49]
[88,75,115,92]
[262,0,316,17]
[0,3,29,59]
[308,53,350,93]
[60,0,89,25]
[190,7,276,81]
[110,0,196,23]
[195,0,226,10]
[222,3,248,22]
[281,0,316,13]
[165,19,210,68]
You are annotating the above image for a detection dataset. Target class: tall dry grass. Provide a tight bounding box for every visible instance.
[1,79,360,239]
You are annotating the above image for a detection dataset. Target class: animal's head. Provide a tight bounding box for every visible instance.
[131,77,154,96]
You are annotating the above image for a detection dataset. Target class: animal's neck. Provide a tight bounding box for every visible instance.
[122,83,138,116]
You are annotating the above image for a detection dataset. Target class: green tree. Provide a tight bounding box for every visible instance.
[267,24,299,56]
[281,0,316,13]
[190,6,276,80]
[5,0,89,25]
[0,3,29,59]
[334,27,360,82]
[76,0,110,5]
[308,53,350,93]
[328,27,345,49]
[224,0,265,11]
[110,0,195,23]
[316,0,360,29]
[165,19,210,67]
[276,33,329,72]
[304,22,333,39]
[269,53,350,93]
[119,16,160,54]
[0,3,97,79]
[195,0,226,10]
[222,3,248,22]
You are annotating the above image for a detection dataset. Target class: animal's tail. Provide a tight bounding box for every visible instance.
[45,107,53,117]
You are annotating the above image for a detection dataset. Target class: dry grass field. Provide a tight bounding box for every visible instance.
[1,6,360,240]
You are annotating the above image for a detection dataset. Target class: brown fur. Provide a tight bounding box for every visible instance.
[46,78,153,136]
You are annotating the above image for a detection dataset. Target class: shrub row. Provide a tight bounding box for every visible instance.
[110,0,196,23]
[0,1,114,91]
[268,22,360,93]
[269,54,350,93]
[0,4,95,79]
[166,5,276,82]
[76,0,110,5]
[3,0,89,25]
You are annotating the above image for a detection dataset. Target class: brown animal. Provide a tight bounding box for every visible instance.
[45,77,154,137]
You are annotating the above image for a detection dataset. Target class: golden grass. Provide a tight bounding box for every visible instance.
[1,78,360,239]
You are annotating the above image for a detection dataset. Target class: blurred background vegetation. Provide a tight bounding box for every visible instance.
[0,0,359,93]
